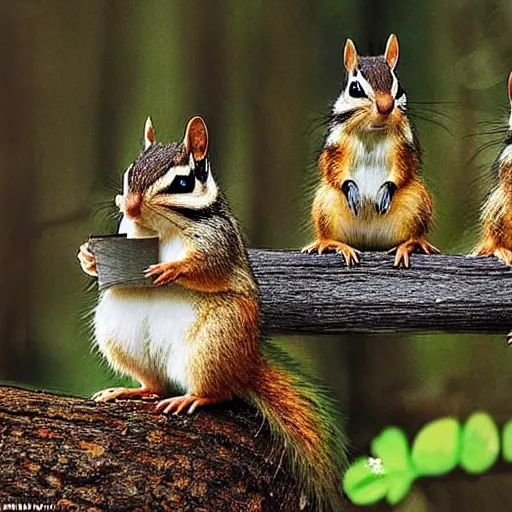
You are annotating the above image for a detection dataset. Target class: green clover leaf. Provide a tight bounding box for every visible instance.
[459,412,499,474]
[371,427,411,472]
[342,456,388,505]
[502,420,512,463]
[411,417,461,476]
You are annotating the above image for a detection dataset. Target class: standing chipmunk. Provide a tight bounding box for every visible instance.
[77,116,347,510]
[303,34,439,267]
[474,72,512,266]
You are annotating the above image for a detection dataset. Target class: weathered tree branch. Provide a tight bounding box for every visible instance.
[251,250,512,335]
[90,237,512,335]
[0,386,305,511]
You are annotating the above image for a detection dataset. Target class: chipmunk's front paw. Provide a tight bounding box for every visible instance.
[389,237,440,268]
[77,242,97,276]
[473,244,512,265]
[302,239,361,267]
[144,262,181,285]
[492,247,512,265]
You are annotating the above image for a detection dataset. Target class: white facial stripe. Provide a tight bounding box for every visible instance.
[396,93,407,111]
[123,164,132,194]
[390,71,399,97]
[326,124,344,146]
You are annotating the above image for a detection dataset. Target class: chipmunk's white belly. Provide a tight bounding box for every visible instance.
[350,137,391,201]
[338,137,399,248]
[95,286,197,391]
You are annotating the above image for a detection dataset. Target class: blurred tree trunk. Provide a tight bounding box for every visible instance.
[0,3,36,381]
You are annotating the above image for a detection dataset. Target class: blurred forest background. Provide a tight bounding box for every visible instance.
[2,0,512,510]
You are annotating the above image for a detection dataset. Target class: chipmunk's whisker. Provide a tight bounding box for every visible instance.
[469,139,504,163]
[408,111,453,135]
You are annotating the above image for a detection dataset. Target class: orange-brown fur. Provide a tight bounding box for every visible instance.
[305,34,438,266]
[475,162,512,264]
[306,95,435,266]
[252,363,322,455]
[185,293,260,398]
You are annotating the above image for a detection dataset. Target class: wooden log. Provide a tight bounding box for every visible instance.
[88,237,512,335]
[0,385,306,511]
[251,250,512,335]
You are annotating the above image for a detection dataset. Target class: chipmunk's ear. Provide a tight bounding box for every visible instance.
[184,116,208,160]
[507,72,512,104]
[343,38,359,73]
[144,117,156,150]
[385,34,399,70]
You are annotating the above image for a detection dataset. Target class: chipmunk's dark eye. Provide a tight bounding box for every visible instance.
[396,83,406,99]
[348,81,367,98]
[161,171,195,195]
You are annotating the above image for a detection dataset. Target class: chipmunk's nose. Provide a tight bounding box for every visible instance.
[375,92,394,116]
[124,192,142,219]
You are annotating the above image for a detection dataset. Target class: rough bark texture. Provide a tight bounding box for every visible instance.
[91,241,512,335]
[0,386,307,512]
[251,250,512,335]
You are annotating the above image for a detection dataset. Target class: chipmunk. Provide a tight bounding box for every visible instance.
[474,72,512,266]
[77,116,347,510]
[303,34,439,267]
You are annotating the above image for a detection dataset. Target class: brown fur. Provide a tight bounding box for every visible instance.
[310,178,431,251]
[319,143,352,188]
[306,78,435,264]
[252,363,321,455]
[359,56,393,92]
[476,174,512,263]
[185,293,261,399]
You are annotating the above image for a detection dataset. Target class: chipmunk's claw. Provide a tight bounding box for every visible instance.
[144,262,180,285]
[494,247,512,265]
[389,238,439,268]
[376,181,397,215]
[78,242,97,276]
[473,244,512,265]
[341,180,361,217]
[302,239,361,267]
[155,394,225,415]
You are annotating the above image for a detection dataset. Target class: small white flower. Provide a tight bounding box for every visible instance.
[366,457,385,475]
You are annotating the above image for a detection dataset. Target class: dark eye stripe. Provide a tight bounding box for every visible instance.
[396,83,406,99]
[348,81,367,98]
[194,158,209,184]
[160,170,195,195]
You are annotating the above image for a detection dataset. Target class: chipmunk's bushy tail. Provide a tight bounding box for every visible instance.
[247,341,348,511]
